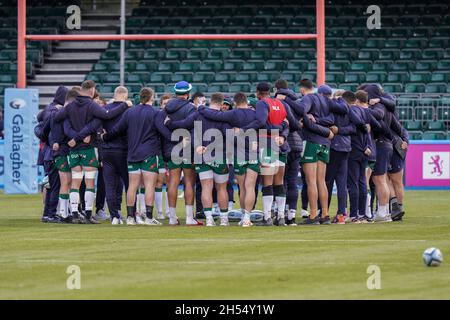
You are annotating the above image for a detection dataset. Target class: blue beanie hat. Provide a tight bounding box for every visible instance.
[173,81,192,94]
[318,84,332,96]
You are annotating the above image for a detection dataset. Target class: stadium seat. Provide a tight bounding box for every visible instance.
[427,121,445,131]
[422,131,447,140]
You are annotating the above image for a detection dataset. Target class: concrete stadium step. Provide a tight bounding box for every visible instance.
[30,9,122,108]
[67,29,118,35]
[49,52,102,60]
[27,86,69,96]
[33,74,86,81]
[38,63,93,73]
[28,78,84,87]
[54,41,109,52]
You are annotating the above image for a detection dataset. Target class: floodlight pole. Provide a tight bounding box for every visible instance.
[17,0,27,88]
[119,0,125,86]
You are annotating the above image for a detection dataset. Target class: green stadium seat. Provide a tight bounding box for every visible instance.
[200,61,222,72]
[404,121,423,131]
[344,72,364,83]
[425,84,447,93]
[430,72,450,82]
[349,61,372,72]
[150,72,171,83]
[214,73,231,82]
[207,49,229,60]
[187,49,208,60]
[257,72,280,82]
[286,60,307,71]
[264,60,285,71]
[191,83,208,93]
[400,49,420,60]
[242,60,264,71]
[422,131,446,140]
[366,72,387,83]
[427,121,445,131]
[358,50,377,60]
[437,107,450,121]
[437,60,450,70]
[126,74,142,84]
[0,74,14,82]
[372,62,389,71]
[405,83,425,93]
[409,72,431,83]
[236,73,256,82]
[172,72,194,83]
[208,83,229,93]
[165,50,186,60]
[407,131,422,140]
[157,61,177,72]
[382,83,403,92]
[415,61,435,71]
[326,72,344,83]
[179,61,201,72]
[279,72,298,83]
[387,72,408,83]
[193,72,215,83]
[93,63,109,72]
[339,83,358,91]
[229,82,251,92]
[250,50,269,60]
[229,50,249,60]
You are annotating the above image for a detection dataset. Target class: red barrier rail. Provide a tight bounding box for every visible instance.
[17,0,326,88]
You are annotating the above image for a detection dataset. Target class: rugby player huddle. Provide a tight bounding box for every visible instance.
[36,78,408,227]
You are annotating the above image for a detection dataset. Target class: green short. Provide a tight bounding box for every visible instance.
[234,159,260,175]
[195,161,229,175]
[300,141,330,164]
[68,148,99,168]
[128,155,160,174]
[167,159,194,170]
[54,155,71,173]
[259,147,287,166]
[367,160,376,170]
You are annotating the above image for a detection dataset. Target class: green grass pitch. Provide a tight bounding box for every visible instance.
[0,190,449,299]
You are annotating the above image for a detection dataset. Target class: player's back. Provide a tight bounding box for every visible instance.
[124,104,161,162]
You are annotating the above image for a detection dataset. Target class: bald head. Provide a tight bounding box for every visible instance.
[114,86,129,101]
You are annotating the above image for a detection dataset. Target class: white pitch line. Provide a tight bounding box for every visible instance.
[0,259,413,266]
[22,238,431,242]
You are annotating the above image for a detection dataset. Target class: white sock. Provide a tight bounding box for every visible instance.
[185,204,194,220]
[70,191,80,213]
[204,209,213,219]
[164,190,169,214]
[169,207,177,219]
[155,190,163,213]
[366,193,372,218]
[275,196,286,219]
[288,209,296,220]
[58,198,68,218]
[137,193,145,214]
[262,195,273,220]
[243,210,251,222]
[85,190,95,211]
[228,201,233,210]
[220,210,228,218]
[378,205,388,217]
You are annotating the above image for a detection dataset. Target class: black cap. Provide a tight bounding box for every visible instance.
[256,82,271,92]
